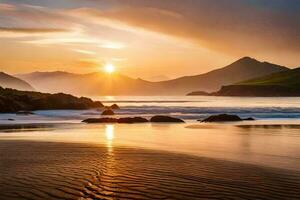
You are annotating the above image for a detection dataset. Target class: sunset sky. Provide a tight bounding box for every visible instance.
[0,0,299,80]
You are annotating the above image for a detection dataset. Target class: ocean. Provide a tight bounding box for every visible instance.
[1,96,300,124]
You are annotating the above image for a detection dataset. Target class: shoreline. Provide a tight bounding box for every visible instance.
[0,121,299,172]
[1,140,299,199]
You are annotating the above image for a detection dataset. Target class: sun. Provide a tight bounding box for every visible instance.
[104,63,116,74]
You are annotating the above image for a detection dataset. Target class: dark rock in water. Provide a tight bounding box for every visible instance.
[201,114,243,122]
[7,118,15,121]
[187,91,211,96]
[104,104,120,110]
[243,117,255,121]
[82,118,118,123]
[101,109,115,115]
[150,116,185,123]
[82,117,148,124]
[16,111,34,115]
[117,117,148,124]
[83,116,184,124]
[110,104,120,109]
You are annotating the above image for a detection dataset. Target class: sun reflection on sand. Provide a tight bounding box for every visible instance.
[105,125,115,152]
[104,124,116,195]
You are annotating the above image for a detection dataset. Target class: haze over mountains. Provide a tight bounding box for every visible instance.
[17,71,156,96]
[15,57,289,96]
[0,72,34,91]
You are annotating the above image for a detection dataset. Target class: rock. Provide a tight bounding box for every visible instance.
[101,109,115,115]
[201,114,243,122]
[83,116,184,124]
[243,117,255,121]
[82,118,118,123]
[0,87,103,113]
[104,104,120,110]
[150,115,185,123]
[82,117,148,124]
[7,118,15,121]
[117,117,148,124]
[186,91,211,96]
[110,104,120,109]
[16,111,34,115]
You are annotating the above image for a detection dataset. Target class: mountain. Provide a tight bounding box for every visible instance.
[17,57,289,96]
[17,71,158,95]
[0,87,103,113]
[145,75,170,82]
[211,67,300,96]
[0,72,34,91]
[163,57,289,95]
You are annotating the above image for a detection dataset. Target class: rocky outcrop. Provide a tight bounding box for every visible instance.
[186,91,210,96]
[16,111,34,115]
[82,117,148,124]
[110,104,120,109]
[243,117,255,121]
[201,114,255,122]
[0,87,103,113]
[83,116,185,124]
[150,116,185,123]
[105,104,120,110]
[101,109,115,115]
[33,93,103,110]
[117,117,148,123]
[82,118,118,123]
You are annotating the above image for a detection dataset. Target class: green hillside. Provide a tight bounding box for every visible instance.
[210,68,300,97]
[237,68,300,88]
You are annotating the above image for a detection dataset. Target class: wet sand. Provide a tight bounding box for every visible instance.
[0,140,299,200]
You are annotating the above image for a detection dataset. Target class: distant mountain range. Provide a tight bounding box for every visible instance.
[14,57,289,96]
[161,57,288,94]
[210,67,300,97]
[16,71,157,96]
[0,72,34,91]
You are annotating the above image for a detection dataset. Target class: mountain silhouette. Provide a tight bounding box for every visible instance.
[17,57,289,95]
[0,72,34,91]
[211,67,300,96]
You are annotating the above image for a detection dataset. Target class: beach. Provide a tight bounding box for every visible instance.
[2,0,299,198]
[1,140,299,200]
[0,96,300,199]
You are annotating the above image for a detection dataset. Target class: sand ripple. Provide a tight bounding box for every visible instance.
[0,141,299,200]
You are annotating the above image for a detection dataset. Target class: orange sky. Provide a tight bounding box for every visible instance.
[0,0,299,80]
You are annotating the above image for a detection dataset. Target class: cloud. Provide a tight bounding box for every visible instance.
[72,0,300,56]
[99,42,125,49]
[2,0,299,54]
[0,0,299,73]
[0,27,67,33]
[0,27,69,38]
[0,2,77,38]
[72,49,96,55]
[0,3,16,10]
